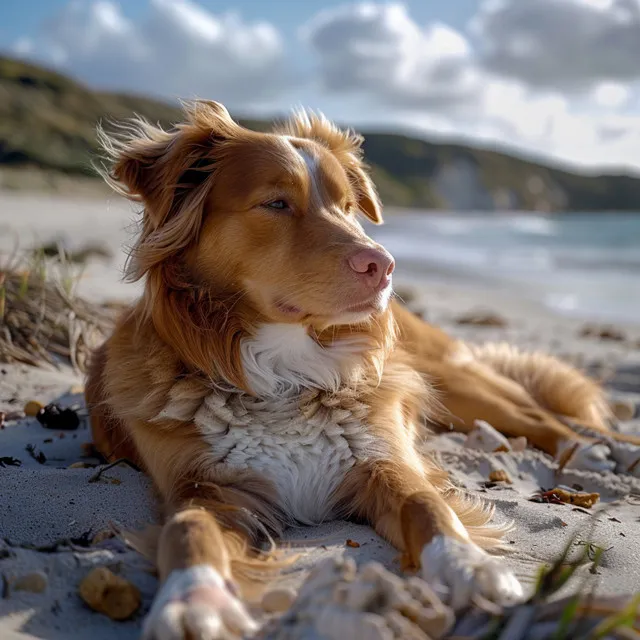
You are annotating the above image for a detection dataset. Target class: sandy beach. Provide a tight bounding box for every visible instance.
[1,192,640,639]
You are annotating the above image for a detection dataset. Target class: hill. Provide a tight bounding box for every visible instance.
[2,55,640,212]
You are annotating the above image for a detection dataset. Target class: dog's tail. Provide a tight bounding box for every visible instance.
[467,342,612,430]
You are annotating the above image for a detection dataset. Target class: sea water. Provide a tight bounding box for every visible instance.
[370,211,640,324]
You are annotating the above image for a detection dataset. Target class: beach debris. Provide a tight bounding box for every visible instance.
[67,461,96,469]
[489,469,512,484]
[508,436,528,452]
[261,557,455,640]
[530,487,599,508]
[88,458,141,483]
[0,267,113,371]
[78,566,141,621]
[23,400,43,417]
[4,410,25,421]
[92,529,116,545]
[346,539,361,548]
[464,420,512,452]
[261,587,297,613]
[579,324,626,342]
[13,571,48,594]
[36,403,80,430]
[25,443,46,464]
[610,399,636,421]
[0,456,21,467]
[455,311,507,328]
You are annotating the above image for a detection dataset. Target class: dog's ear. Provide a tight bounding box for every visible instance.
[347,161,383,225]
[99,100,238,227]
[98,101,240,279]
[276,109,383,224]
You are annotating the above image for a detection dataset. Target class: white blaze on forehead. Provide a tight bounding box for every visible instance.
[286,139,324,207]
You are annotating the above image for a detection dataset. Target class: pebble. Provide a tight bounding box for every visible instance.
[464,420,511,453]
[13,571,48,593]
[78,566,141,621]
[262,587,296,613]
[488,469,512,484]
[92,529,116,545]
[5,410,26,421]
[611,400,635,421]
[24,400,44,417]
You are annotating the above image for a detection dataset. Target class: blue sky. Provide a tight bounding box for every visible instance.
[1,1,479,46]
[3,0,640,172]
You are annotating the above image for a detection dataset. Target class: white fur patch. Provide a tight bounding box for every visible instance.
[142,565,256,640]
[193,387,386,525]
[297,147,321,203]
[240,323,366,398]
[421,536,524,611]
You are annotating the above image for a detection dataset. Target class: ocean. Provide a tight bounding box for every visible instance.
[370,211,640,324]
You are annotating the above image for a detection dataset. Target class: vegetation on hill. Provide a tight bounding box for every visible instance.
[2,55,640,211]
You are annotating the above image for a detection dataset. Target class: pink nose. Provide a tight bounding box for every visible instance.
[347,247,395,289]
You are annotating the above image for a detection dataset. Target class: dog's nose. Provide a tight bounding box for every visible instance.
[348,247,395,288]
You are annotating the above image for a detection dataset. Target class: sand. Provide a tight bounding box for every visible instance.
[1,191,640,638]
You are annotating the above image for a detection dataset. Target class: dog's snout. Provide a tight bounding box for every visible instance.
[348,247,395,288]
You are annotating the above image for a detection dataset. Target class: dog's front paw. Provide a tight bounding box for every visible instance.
[420,536,523,611]
[142,565,257,640]
[556,440,616,473]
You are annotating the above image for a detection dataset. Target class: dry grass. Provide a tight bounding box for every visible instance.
[0,251,115,371]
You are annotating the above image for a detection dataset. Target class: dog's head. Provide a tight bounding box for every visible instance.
[101,101,397,389]
[102,101,394,327]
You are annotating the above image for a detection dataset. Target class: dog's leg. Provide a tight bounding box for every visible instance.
[124,425,278,640]
[400,492,523,610]
[340,462,523,611]
[428,364,618,471]
[142,507,258,640]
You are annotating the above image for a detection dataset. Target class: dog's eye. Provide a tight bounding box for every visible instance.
[264,199,289,211]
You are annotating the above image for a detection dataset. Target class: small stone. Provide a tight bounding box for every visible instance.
[261,587,296,613]
[611,400,635,421]
[488,469,512,484]
[92,529,115,545]
[78,566,141,621]
[13,571,48,593]
[24,401,44,417]
[455,311,507,328]
[508,436,528,452]
[346,539,361,548]
[5,410,26,421]
[67,462,95,469]
[464,420,511,453]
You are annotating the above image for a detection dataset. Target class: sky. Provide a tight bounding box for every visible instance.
[3,0,640,173]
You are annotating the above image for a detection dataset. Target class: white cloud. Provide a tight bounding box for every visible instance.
[472,0,640,91]
[591,82,631,108]
[16,0,291,106]
[302,3,482,109]
[10,0,640,172]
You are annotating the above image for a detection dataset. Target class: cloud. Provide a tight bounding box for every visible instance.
[15,0,291,106]
[472,0,640,91]
[10,0,640,171]
[302,3,482,110]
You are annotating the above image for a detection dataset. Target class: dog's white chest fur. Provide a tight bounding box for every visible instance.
[160,323,385,524]
[193,389,382,525]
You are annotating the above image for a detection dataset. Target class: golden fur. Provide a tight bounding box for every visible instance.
[86,101,640,633]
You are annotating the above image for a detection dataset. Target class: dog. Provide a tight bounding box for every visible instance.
[86,101,640,639]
